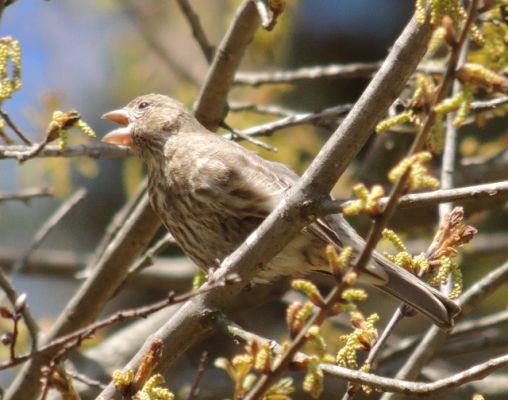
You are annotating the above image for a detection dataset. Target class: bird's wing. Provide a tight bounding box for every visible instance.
[202,140,459,328]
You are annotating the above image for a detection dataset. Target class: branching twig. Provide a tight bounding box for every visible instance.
[0,276,238,371]
[126,233,176,278]
[233,103,353,138]
[320,180,508,215]
[0,107,32,145]
[225,320,508,396]
[221,121,277,151]
[0,271,39,353]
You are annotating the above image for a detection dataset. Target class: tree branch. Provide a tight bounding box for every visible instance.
[0,143,131,160]
[0,186,52,203]
[234,61,444,86]
[194,0,261,130]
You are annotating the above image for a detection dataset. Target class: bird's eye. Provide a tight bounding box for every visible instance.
[138,101,150,109]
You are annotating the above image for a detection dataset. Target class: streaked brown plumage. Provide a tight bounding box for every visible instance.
[102,93,460,329]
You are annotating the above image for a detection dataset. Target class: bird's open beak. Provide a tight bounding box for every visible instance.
[101,109,133,147]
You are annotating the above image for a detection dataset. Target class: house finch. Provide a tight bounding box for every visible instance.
[102,94,460,328]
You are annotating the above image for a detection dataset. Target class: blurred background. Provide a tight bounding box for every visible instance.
[0,1,507,398]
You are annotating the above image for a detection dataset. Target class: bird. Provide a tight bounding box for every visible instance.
[102,93,460,329]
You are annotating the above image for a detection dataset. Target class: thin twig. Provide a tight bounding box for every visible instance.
[225,319,508,396]
[186,351,208,400]
[229,102,295,117]
[319,180,508,215]
[0,187,52,203]
[439,40,469,236]
[175,0,215,63]
[16,137,50,162]
[0,271,39,353]
[341,308,406,400]
[471,95,508,110]
[9,188,87,279]
[453,309,508,337]
[234,61,444,87]
[234,103,353,138]
[89,179,148,269]
[123,0,199,84]
[126,233,176,278]
[67,370,106,390]
[0,143,131,160]
[0,107,32,145]
[221,121,277,151]
[0,276,238,371]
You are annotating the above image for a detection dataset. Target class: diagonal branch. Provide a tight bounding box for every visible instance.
[194,0,261,130]
[175,0,215,63]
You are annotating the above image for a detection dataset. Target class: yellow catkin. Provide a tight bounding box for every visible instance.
[375,111,413,134]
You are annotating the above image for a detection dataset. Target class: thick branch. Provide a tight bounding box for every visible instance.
[194,0,261,130]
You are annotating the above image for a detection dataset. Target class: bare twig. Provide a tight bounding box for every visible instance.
[319,180,508,215]
[234,61,444,87]
[0,143,131,160]
[123,0,199,84]
[221,121,277,151]
[233,103,353,138]
[5,191,162,400]
[186,351,208,400]
[88,179,148,269]
[16,136,51,162]
[471,95,508,110]
[229,102,295,117]
[439,41,469,238]
[67,370,106,390]
[9,188,87,280]
[175,0,214,63]
[126,233,176,278]
[0,271,39,353]
[0,186,52,203]
[0,107,32,145]
[453,309,508,337]
[0,277,237,371]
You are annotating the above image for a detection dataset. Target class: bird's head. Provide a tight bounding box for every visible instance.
[102,94,202,159]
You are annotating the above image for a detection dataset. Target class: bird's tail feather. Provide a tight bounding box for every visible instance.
[370,253,461,329]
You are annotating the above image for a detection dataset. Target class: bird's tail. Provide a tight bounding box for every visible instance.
[368,253,461,329]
